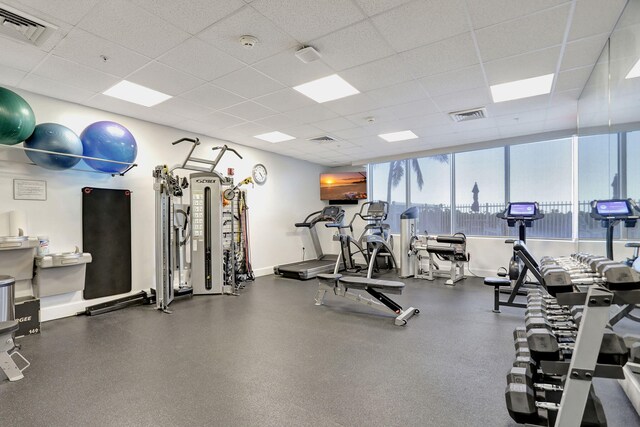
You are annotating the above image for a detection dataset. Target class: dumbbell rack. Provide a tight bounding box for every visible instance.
[512,285,640,427]
[551,286,638,427]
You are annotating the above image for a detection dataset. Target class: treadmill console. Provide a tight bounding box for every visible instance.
[364,201,388,219]
[320,206,344,221]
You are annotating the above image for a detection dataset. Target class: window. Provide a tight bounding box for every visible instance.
[454,147,506,236]
[578,134,619,239]
[509,139,573,238]
[626,131,640,240]
[370,161,406,233]
[408,155,451,235]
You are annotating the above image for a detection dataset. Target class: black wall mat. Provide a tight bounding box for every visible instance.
[82,187,132,299]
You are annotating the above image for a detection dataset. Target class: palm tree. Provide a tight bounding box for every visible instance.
[385,155,449,204]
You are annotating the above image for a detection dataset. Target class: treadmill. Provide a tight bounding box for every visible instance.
[274,206,345,280]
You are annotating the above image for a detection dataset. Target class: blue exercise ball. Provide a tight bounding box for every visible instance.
[24,123,82,170]
[80,121,137,173]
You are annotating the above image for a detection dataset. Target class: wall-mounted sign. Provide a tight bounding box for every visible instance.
[13,179,47,201]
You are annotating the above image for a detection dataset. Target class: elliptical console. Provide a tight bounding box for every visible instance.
[590,199,640,260]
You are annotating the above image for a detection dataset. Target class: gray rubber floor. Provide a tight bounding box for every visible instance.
[1,275,639,427]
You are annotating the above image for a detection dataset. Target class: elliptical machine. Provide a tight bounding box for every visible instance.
[329,201,398,278]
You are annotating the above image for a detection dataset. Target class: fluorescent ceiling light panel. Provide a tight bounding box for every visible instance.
[490,74,554,103]
[379,130,418,142]
[626,59,640,79]
[293,74,360,103]
[254,131,295,143]
[103,80,172,107]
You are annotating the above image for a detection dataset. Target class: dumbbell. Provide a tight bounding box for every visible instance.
[526,324,628,365]
[505,366,562,425]
[513,328,530,359]
[505,367,608,426]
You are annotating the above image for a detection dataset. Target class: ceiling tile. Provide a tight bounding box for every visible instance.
[128,62,205,95]
[353,0,413,17]
[252,49,334,87]
[397,112,452,129]
[52,28,150,77]
[251,0,365,42]
[197,6,298,64]
[401,32,479,78]
[254,113,301,129]
[386,98,440,119]
[332,127,372,140]
[177,119,220,135]
[311,21,395,71]
[314,117,359,132]
[345,107,398,126]
[281,124,326,138]
[129,0,245,35]
[84,94,185,124]
[19,74,95,104]
[568,0,627,41]
[253,88,316,112]
[31,56,119,92]
[285,104,338,123]
[181,84,246,109]
[198,111,248,129]
[153,97,215,120]
[0,36,47,72]
[158,38,245,81]
[2,0,100,25]
[431,87,491,112]
[483,47,561,85]
[226,121,270,136]
[0,65,26,87]
[220,101,277,121]
[78,0,190,58]
[555,66,593,92]
[371,0,469,52]
[339,55,414,92]
[323,93,384,115]
[486,94,552,116]
[560,34,608,71]
[475,4,571,62]
[466,0,570,29]
[419,65,486,97]
[212,67,284,99]
[366,81,427,108]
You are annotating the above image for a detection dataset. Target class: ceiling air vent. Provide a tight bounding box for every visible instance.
[448,107,487,123]
[309,135,337,143]
[0,4,57,46]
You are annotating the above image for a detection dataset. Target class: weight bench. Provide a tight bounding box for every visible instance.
[316,273,419,326]
[0,320,29,382]
[483,277,512,313]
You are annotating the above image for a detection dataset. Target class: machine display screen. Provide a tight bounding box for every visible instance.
[508,203,536,217]
[595,200,631,216]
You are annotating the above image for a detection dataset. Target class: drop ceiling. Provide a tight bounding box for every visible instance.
[0,0,629,166]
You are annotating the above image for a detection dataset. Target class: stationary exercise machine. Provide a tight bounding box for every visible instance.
[330,201,399,279]
[498,202,545,280]
[274,206,345,280]
[589,198,640,323]
[154,137,252,312]
[399,206,469,285]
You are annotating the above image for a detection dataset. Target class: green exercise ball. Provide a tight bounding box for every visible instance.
[0,87,36,145]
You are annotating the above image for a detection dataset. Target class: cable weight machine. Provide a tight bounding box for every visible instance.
[153,137,254,313]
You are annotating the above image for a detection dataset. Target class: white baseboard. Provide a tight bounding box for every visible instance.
[253,266,274,277]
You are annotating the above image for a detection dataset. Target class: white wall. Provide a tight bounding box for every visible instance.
[0,89,326,320]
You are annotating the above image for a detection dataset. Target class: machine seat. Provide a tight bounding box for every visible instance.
[484,277,511,287]
[0,320,18,335]
[339,276,405,294]
[625,242,640,248]
[427,246,456,255]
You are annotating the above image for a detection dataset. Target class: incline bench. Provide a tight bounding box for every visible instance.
[316,274,419,326]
